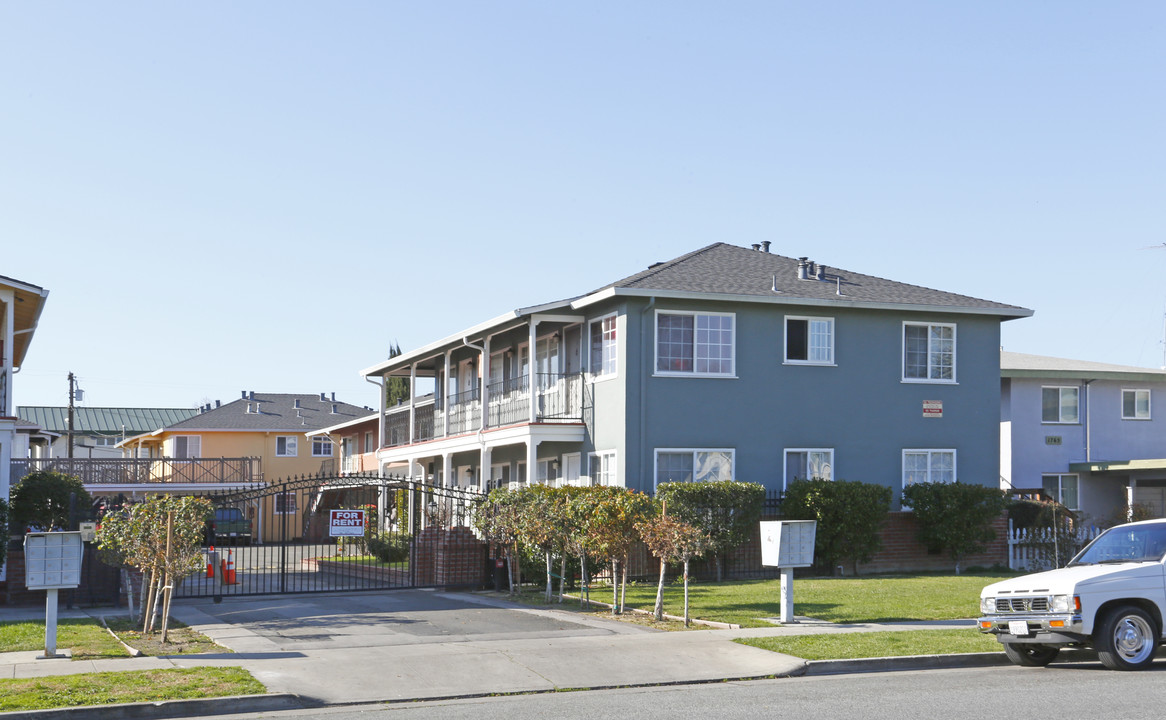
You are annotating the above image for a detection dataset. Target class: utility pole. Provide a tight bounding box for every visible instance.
[67,372,76,459]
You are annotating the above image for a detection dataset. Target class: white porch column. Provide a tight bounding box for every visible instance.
[526,439,538,486]
[443,350,452,438]
[482,336,491,430]
[480,446,492,494]
[443,452,453,488]
[528,319,538,423]
[408,363,417,443]
[1128,479,1137,521]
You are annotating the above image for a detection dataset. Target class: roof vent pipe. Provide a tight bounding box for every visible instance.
[320,392,327,401]
[241,390,247,399]
[817,264,827,281]
[215,400,221,408]
[751,243,761,251]
[331,404,338,414]
[760,241,771,253]
[331,392,336,402]
[294,399,301,409]
[798,258,809,280]
[254,402,261,414]
[249,391,255,401]
[245,403,252,414]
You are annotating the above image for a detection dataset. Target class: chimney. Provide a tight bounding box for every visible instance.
[760,241,771,253]
[797,258,809,280]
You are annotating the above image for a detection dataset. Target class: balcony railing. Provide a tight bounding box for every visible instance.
[383,372,584,448]
[10,457,263,486]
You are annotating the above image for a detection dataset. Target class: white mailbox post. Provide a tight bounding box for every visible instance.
[24,532,84,658]
[759,520,816,623]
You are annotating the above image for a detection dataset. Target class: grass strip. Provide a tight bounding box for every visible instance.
[0,666,266,712]
[735,628,1002,660]
[0,619,129,659]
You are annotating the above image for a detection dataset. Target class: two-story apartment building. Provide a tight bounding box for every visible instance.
[1001,351,1166,522]
[362,243,1031,504]
[1,274,49,581]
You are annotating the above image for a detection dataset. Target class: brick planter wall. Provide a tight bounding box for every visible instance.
[411,526,489,588]
[3,541,124,607]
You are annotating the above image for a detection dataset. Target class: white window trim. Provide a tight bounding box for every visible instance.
[172,435,201,459]
[1122,388,1152,421]
[901,321,957,384]
[901,449,957,490]
[275,435,298,457]
[1042,473,1080,511]
[653,447,735,491]
[1042,385,1080,424]
[536,456,558,485]
[274,491,297,515]
[653,310,737,379]
[784,315,836,366]
[311,435,334,457]
[782,448,835,490]
[589,450,617,487]
[589,312,619,382]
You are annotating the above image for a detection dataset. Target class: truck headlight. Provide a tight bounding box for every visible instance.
[980,596,996,613]
[1049,595,1078,613]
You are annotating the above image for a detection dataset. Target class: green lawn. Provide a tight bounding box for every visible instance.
[601,573,1011,627]
[0,667,265,712]
[736,629,1001,659]
[0,619,129,659]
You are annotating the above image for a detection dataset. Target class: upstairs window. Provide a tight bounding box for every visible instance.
[1122,389,1151,420]
[785,316,834,364]
[903,322,955,382]
[1042,386,1079,424]
[590,314,618,378]
[276,436,298,457]
[311,435,333,457]
[172,435,201,459]
[656,311,735,376]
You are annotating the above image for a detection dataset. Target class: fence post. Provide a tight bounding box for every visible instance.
[280,482,288,594]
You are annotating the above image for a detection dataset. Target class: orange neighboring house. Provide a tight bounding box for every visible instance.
[117,391,373,543]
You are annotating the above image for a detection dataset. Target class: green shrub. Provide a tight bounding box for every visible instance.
[782,478,891,575]
[656,480,764,581]
[10,471,92,532]
[902,481,1008,573]
[366,535,410,563]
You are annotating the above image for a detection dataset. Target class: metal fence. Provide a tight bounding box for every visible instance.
[11,457,262,486]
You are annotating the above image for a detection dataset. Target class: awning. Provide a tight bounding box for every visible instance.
[1069,459,1166,474]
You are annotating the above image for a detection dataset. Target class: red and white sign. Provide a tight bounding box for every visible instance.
[329,509,366,537]
[923,400,943,418]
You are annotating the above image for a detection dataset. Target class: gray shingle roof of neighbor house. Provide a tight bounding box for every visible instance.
[1002,351,1166,382]
[592,242,1032,316]
[164,393,373,432]
[18,407,200,435]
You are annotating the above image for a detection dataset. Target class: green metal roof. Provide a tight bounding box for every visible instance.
[17,407,199,436]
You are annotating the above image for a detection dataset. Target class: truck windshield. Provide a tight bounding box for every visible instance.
[1070,524,1166,566]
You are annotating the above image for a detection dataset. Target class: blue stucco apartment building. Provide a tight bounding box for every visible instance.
[363,243,1030,508]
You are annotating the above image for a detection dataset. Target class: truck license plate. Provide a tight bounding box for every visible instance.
[1008,620,1030,636]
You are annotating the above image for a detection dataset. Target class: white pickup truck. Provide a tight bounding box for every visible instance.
[979,519,1166,670]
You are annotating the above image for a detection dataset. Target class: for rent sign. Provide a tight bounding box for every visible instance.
[329,509,366,537]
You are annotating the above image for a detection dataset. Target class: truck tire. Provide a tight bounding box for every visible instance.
[1002,643,1060,667]
[1096,605,1158,671]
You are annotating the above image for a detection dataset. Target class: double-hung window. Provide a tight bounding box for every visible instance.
[656,311,735,376]
[1122,389,1151,420]
[590,451,617,486]
[276,436,298,457]
[1042,473,1079,511]
[590,314,618,378]
[311,435,333,457]
[274,492,297,515]
[902,322,955,382]
[784,448,834,487]
[785,317,834,364]
[654,448,734,489]
[1042,386,1079,423]
[172,435,201,459]
[902,449,955,488]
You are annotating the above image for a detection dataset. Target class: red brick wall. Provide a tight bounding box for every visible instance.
[411,526,489,588]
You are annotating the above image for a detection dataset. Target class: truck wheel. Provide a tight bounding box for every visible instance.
[1002,643,1060,667]
[1096,605,1158,670]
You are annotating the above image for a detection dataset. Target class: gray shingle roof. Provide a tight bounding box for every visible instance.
[597,242,1030,315]
[17,407,200,436]
[166,393,370,432]
[1002,351,1166,380]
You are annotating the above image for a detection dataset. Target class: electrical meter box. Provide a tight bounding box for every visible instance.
[759,520,817,568]
[24,532,83,590]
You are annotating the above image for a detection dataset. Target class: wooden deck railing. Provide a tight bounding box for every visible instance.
[10,457,263,486]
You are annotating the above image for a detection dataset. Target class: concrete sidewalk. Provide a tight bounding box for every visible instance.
[0,590,999,718]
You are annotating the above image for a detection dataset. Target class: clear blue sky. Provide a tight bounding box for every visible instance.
[3,2,1164,410]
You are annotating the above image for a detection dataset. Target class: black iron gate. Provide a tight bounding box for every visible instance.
[175,472,482,598]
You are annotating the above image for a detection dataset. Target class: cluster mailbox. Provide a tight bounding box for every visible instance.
[759,520,816,568]
[24,532,83,590]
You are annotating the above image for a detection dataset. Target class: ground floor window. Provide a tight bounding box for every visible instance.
[274,492,297,515]
[654,448,734,489]
[902,449,956,488]
[590,451,616,486]
[784,448,833,487]
[1042,473,1079,511]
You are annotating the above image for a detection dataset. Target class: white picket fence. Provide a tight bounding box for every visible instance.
[1008,521,1103,571]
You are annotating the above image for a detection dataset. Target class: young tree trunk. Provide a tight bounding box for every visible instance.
[683,558,691,627]
[141,570,157,634]
[558,555,566,603]
[149,578,164,634]
[654,558,666,621]
[611,559,619,614]
[620,557,628,616]
[122,570,136,623]
[544,550,553,603]
[716,553,724,583]
[580,553,589,608]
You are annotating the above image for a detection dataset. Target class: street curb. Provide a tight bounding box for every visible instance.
[805,652,1011,675]
[0,693,304,720]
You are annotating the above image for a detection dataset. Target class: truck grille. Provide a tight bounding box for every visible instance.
[996,597,1049,613]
